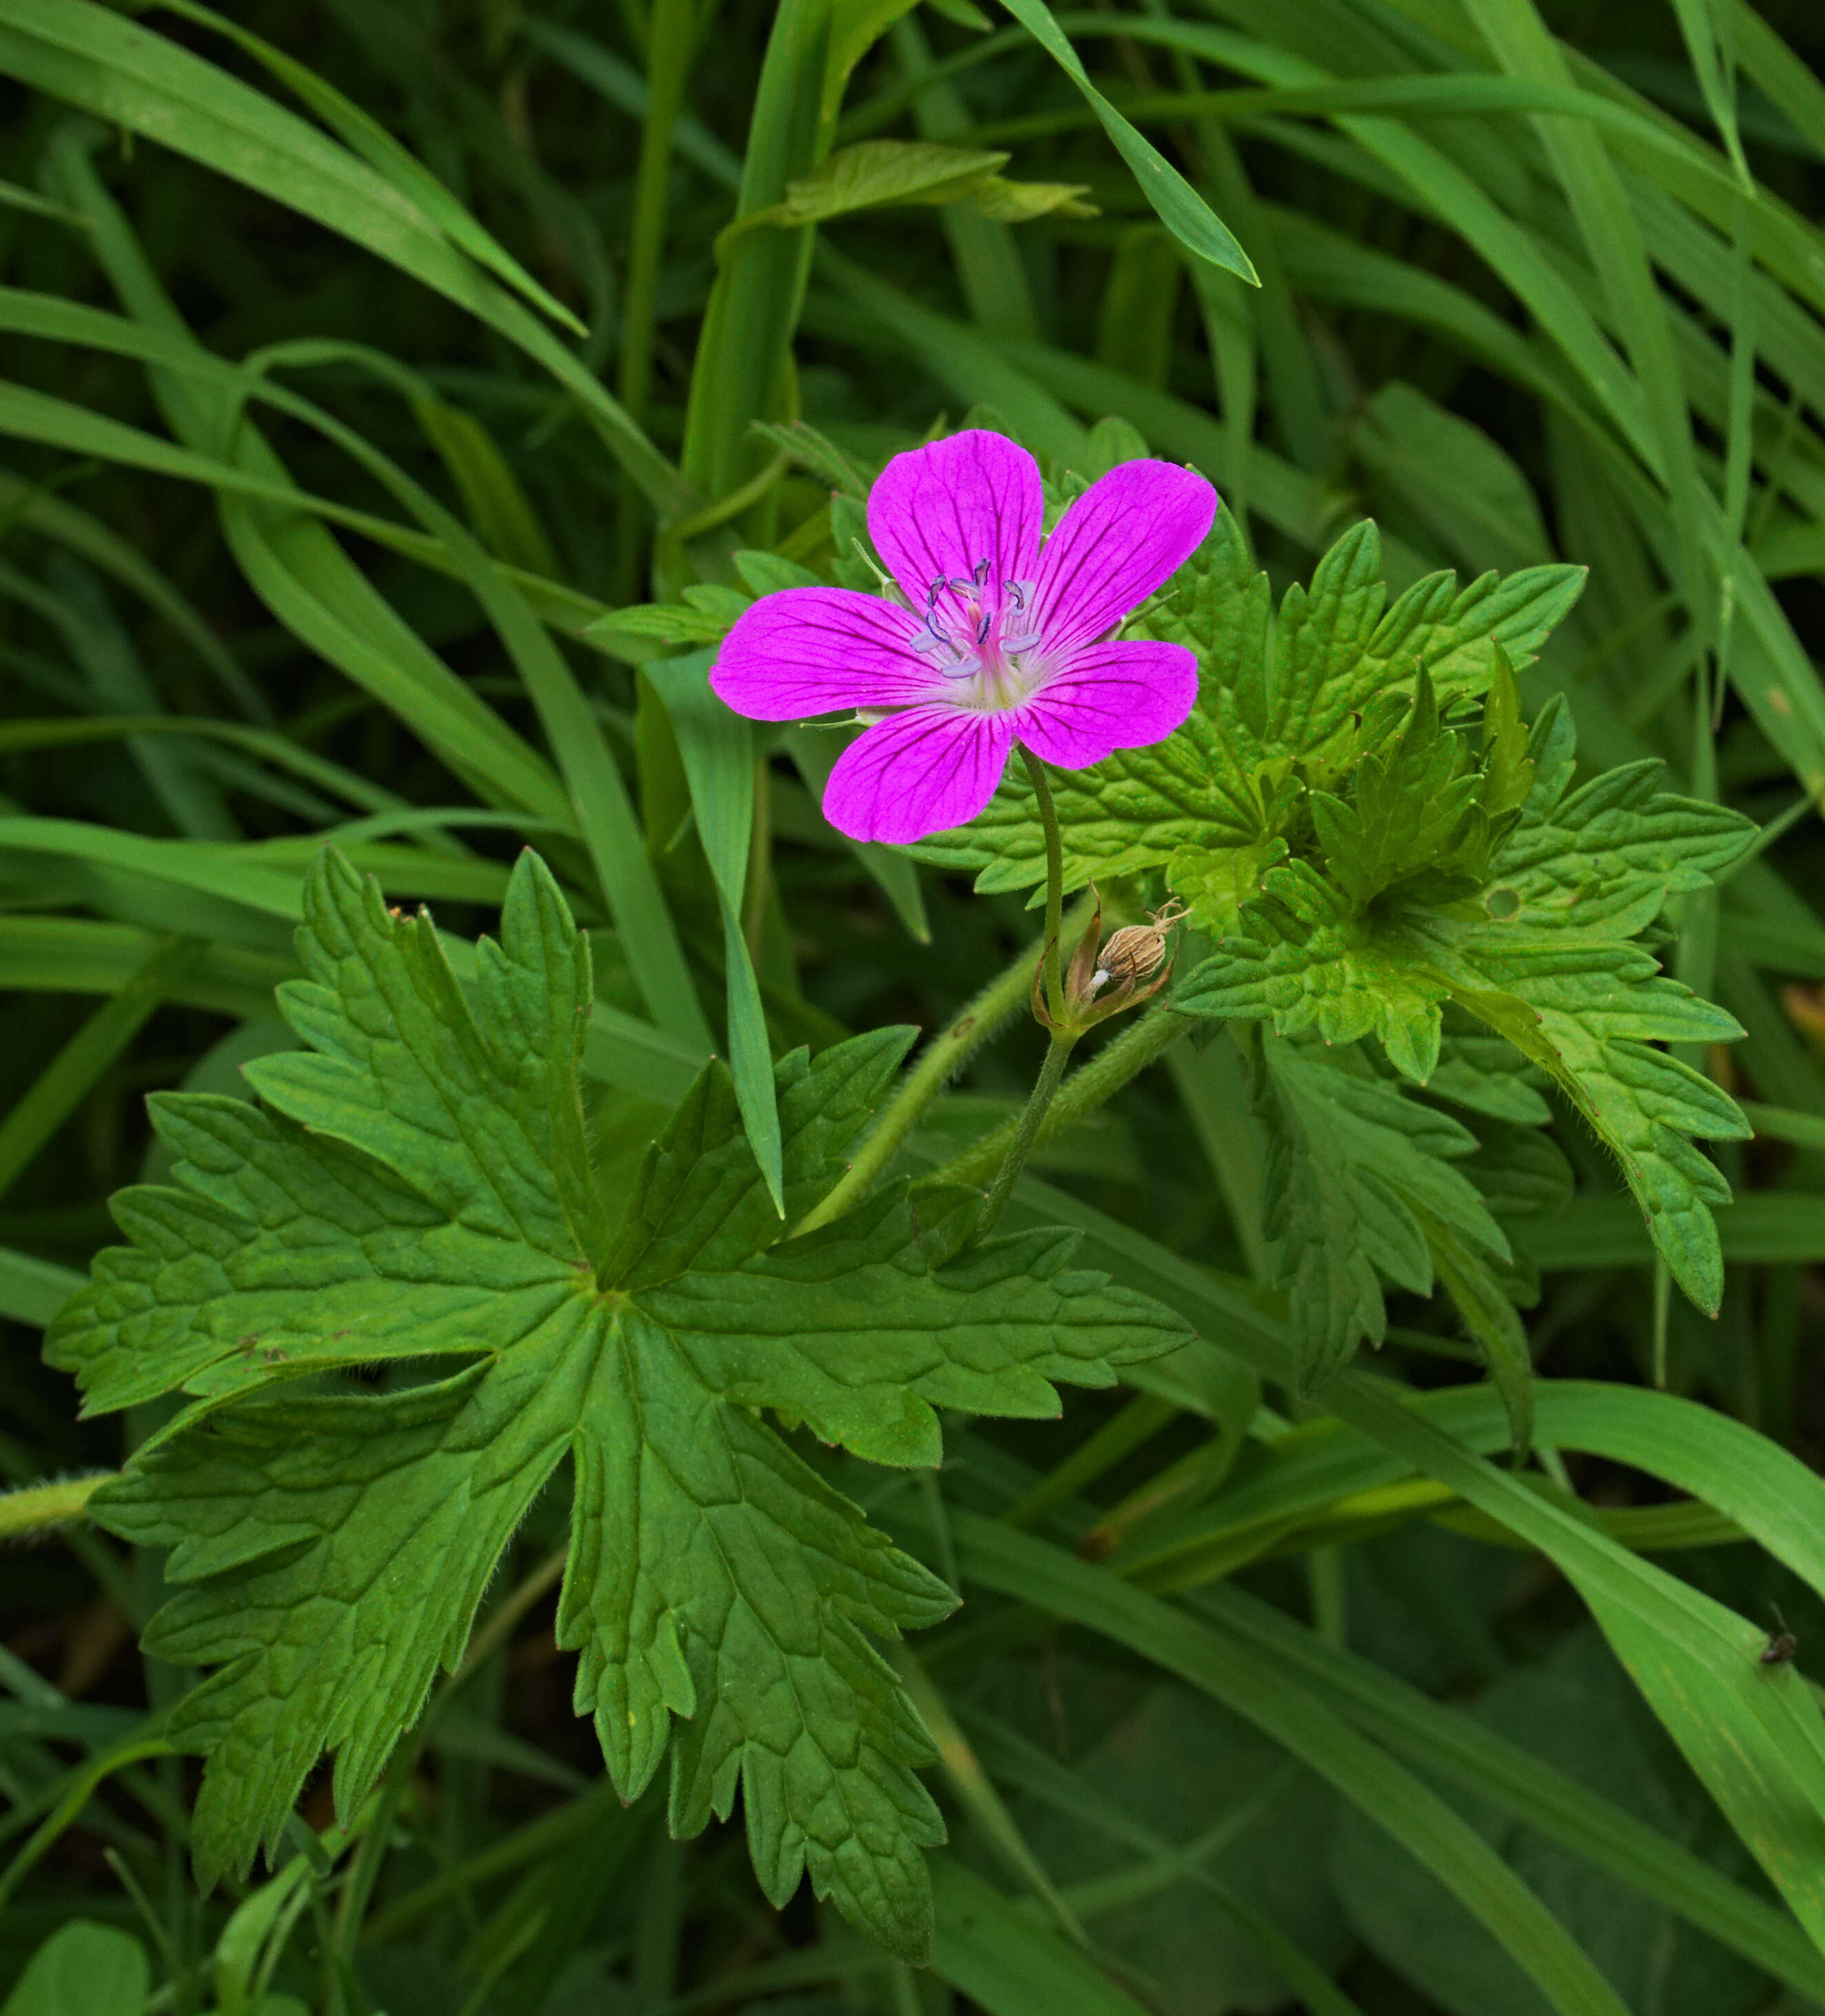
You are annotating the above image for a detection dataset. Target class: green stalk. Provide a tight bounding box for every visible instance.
[0,1473,110,1542]
[977,1032,1077,1236]
[678,0,832,506]
[937,1001,1192,1190]
[615,0,692,604]
[1020,747,1067,1022]
[975,749,1084,1237]
[791,895,1095,1236]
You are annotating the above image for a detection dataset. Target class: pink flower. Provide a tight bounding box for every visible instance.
[708,429,1217,844]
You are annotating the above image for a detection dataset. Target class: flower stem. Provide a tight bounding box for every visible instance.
[937,1002,1192,1191]
[1019,746,1067,1023]
[791,895,1094,1238]
[0,1472,110,1542]
[977,1032,1077,1235]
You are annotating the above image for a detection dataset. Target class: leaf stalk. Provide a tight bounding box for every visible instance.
[791,892,1094,1236]
[977,1030,1077,1237]
[1020,745,1068,1025]
[0,1473,110,1542]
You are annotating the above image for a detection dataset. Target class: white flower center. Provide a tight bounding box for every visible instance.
[907,560,1049,712]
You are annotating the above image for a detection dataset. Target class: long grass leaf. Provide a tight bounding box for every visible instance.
[0,940,194,1202]
[995,0,1256,282]
[955,1515,1633,2016]
[1334,1374,1825,1956]
[642,651,779,1198]
[0,0,691,512]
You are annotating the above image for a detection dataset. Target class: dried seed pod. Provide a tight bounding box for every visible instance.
[1093,900,1186,990]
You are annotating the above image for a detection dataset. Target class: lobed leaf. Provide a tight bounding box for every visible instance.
[1178,687,1754,1319]
[1253,1037,1510,1394]
[56,847,1190,1961]
[921,513,1585,917]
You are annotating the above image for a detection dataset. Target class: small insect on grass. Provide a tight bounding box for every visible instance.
[1762,1606,1798,1668]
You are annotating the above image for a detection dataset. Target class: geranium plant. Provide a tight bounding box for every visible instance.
[6,6,1825,2014]
[32,413,1762,1962]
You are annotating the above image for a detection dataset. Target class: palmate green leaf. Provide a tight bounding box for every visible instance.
[47,849,1187,1962]
[1424,1017,1553,1125]
[919,513,1584,912]
[1176,858,1451,1082]
[1487,695,1760,941]
[1309,669,1482,909]
[1185,913,1748,1313]
[1179,696,1756,1314]
[1434,937,1749,1312]
[1253,1037,1511,1394]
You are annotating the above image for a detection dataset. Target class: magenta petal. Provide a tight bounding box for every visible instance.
[708,587,938,722]
[822,705,1014,844]
[1031,460,1217,653]
[1014,640,1199,769]
[867,429,1043,615]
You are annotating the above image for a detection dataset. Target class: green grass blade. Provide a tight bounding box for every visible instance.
[0,1245,85,1329]
[927,1855,1155,2016]
[679,0,830,505]
[0,917,291,1020]
[1191,1580,1825,2006]
[148,0,589,337]
[1,1,689,512]
[519,17,743,190]
[1334,1374,1825,1959]
[39,142,580,828]
[995,0,1256,283]
[955,1515,1633,2016]
[957,1706,1371,2016]
[644,649,781,1206]
[0,939,195,1202]
[782,726,930,943]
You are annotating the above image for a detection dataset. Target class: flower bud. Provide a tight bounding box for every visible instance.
[1034,892,1185,1035]
[1092,900,1185,992]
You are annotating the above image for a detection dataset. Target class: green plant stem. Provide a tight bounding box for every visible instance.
[935,1002,1192,1190]
[1020,746,1067,1021]
[975,748,1097,1234]
[678,0,831,502]
[0,1472,110,1542]
[620,0,693,427]
[791,895,1094,1236]
[977,1032,1076,1235]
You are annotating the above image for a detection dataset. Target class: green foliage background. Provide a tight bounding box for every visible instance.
[6,0,1825,2012]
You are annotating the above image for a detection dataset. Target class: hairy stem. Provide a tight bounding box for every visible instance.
[1020,746,1068,1022]
[935,1002,1193,1190]
[792,894,1094,1236]
[977,1034,1076,1235]
[0,1473,110,1542]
